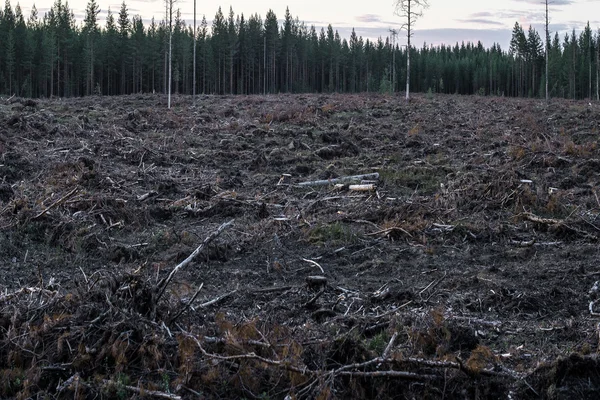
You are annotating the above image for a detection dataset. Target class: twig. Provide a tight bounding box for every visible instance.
[420,271,448,300]
[203,336,272,348]
[589,300,600,316]
[366,226,413,238]
[336,370,437,380]
[56,373,81,393]
[521,212,561,225]
[34,188,78,219]
[594,189,600,209]
[102,380,182,400]
[198,289,237,308]
[169,283,204,323]
[0,287,57,304]
[156,219,234,302]
[186,333,313,376]
[302,258,325,273]
[381,332,398,359]
[375,300,413,319]
[304,287,325,308]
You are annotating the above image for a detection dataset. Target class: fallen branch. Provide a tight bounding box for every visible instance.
[58,374,182,400]
[521,213,562,225]
[381,332,398,359]
[34,188,78,219]
[366,226,413,238]
[298,173,379,187]
[101,380,182,400]
[186,333,314,376]
[156,219,234,302]
[198,289,237,308]
[169,283,204,323]
[304,287,325,308]
[302,258,325,273]
[520,212,598,240]
[137,190,158,201]
[0,287,57,304]
[336,370,437,380]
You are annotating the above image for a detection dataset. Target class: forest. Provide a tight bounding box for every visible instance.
[0,0,598,99]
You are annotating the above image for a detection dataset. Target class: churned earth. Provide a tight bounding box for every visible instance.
[1,92,600,399]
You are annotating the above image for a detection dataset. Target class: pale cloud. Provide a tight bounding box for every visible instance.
[355,14,382,24]
[12,0,600,48]
[456,18,505,27]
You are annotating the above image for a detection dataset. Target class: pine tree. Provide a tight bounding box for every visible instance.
[103,8,118,95]
[6,29,15,94]
[131,15,145,93]
[24,5,38,97]
[118,1,130,94]
[264,10,278,93]
[510,22,527,96]
[83,0,100,95]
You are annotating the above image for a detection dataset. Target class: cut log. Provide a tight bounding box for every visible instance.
[298,173,379,187]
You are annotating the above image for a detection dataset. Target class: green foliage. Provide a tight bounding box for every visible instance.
[307,222,360,246]
[0,3,596,98]
[367,333,389,353]
[379,166,442,195]
[426,87,433,100]
[379,67,393,94]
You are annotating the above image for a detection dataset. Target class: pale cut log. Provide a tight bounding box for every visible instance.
[298,173,379,187]
[349,184,376,191]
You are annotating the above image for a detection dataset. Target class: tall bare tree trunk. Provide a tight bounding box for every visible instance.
[545,0,549,102]
[167,0,173,108]
[394,0,428,101]
[597,29,599,101]
[193,0,196,102]
[406,1,410,101]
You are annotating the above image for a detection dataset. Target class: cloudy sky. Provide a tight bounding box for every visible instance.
[17,0,600,49]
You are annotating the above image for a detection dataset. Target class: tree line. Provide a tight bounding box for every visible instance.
[0,0,598,99]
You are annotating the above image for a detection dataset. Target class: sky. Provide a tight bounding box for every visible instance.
[14,0,600,49]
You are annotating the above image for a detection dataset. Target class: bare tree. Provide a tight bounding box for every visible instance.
[545,0,549,102]
[394,0,429,101]
[166,0,176,108]
[193,0,196,102]
[389,28,398,93]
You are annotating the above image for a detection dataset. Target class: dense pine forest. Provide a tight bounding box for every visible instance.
[0,0,598,99]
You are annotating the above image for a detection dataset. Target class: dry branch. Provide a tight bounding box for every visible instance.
[367,226,413,238]
[0,287,57,304]
[298,173,379,187]
[101,380,182,400]
[34,188,78,219]
[336,370,437,379]
[169,282,204,323]
[187,333,314,376]
[156,219,234,302]
[521,212,562,225]
[302,258,325,273]
[57,374,182,399]
[198,289,237,308]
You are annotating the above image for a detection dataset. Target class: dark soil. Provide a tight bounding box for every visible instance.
[2,93,600,399]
